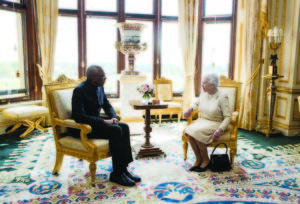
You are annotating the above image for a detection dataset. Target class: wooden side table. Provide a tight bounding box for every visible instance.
[130,101,168,159]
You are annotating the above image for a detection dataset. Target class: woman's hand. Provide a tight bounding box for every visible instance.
[183,107,193,119]
[211,128,223,142]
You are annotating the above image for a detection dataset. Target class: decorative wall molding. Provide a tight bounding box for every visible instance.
[273,121,300,130]
[276,87,300,94]
[275,96,288,120]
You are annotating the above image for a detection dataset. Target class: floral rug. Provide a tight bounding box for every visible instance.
[0,121,300,204]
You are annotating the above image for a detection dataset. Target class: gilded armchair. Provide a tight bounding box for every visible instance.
[152,77,182,124]
[45,75,118,186]
[182,76,242,166]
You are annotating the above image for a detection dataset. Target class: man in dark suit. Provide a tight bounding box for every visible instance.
[71,65,141,187]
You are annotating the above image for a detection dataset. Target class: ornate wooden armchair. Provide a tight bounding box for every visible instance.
[182,76,242,166]
[152,78,183,124]
[45,75,118,186]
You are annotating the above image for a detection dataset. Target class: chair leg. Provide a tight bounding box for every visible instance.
[7,122,22,134]
[177,112,181,124]
[89,162,96,187]
[159,114,162,125]
[35,117,48,133]
[230,149,236,167]
[183,140,188,161]
[169,113,173,120]
[53,153,64,175]
[20,120,35,138]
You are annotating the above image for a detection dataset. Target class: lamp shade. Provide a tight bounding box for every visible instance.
[116,23,145,44]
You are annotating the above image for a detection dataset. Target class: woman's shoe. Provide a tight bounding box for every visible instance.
[193,162,210,172]
[189,165,200,171]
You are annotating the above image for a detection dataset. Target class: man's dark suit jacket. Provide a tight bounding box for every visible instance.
[70,80,117,137]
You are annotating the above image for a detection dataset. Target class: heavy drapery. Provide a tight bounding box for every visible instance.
[178,0,199,111]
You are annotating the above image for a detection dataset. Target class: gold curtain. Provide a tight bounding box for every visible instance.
[36,0,58,106]
[235,0,267,130]
[178,0,199,111]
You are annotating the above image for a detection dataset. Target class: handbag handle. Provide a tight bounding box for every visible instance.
[211,143,228,155]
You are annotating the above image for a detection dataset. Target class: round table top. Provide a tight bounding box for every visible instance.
[130,101,168,110]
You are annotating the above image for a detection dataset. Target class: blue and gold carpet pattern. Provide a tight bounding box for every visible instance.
[0,121,300,203]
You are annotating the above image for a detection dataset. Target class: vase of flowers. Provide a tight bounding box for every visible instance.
[136,83,154,105]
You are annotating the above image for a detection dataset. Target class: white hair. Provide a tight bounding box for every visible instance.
[203,73,219,87]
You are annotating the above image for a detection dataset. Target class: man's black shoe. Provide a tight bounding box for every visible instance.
[124,169,141,182]
[109,172,135,187]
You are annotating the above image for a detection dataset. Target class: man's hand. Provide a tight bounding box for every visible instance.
[112,118,119,125]
[183,107,193,119]
[104,118,119,125]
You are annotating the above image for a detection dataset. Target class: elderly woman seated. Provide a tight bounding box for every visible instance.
[183,73,232,172]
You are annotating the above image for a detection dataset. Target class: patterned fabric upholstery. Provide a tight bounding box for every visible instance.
[59,136,109,152]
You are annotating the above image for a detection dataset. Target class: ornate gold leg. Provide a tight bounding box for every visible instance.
[183,140,188,161]
[230,150,236,166]
[159,114,162,125]
[169,113,173,120]
[7,122,22,134]
[20,120,35,138]
[177,113,181,124]
[53,153,64,175]
[35,117,48,132]
[89,162,96,187]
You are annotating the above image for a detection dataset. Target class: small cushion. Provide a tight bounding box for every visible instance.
[59,136,109,152]
[3,106,48,121]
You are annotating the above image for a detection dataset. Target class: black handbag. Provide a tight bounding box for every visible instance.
[210,143,232,172]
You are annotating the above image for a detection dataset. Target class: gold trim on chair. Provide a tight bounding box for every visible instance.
[45,74,111,187]
[181,75,242,166]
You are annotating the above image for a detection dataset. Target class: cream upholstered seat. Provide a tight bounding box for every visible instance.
[45,75,119,186]
[3,105,48,138]
[182,76,242,166]
[152,78,182,124]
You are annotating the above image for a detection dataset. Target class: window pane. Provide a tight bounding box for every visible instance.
[54,17,78,80]
[161,22,184,93]
[202,23,231,78]
[162,0,178,16]
[0,10,27,99]
[125,0,153,14]
[86,0,116,12]
[3,0,21,3]
[205,0,232,16]
[87,18,117,94]
[58,0,77,9]
[125,20,153,83]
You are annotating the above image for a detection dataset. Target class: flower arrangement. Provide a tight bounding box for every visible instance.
[136,83,154,103]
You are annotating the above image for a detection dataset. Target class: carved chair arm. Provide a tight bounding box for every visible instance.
[53,118,97,152]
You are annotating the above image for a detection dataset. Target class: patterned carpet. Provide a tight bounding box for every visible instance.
[0,121,300,204]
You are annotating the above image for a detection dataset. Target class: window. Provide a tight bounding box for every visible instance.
[58,0,77,10]
[195,0,236,94]
[162,0,178,16]
[54,16,78,80]
[54,0,237,97]
[205,0,233,16]
[0,9,27,99]
[161,22,184,92]
[86,18,118,94]
[86,0,116,12]
[125,0,153,14]
[201,22,231,78]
